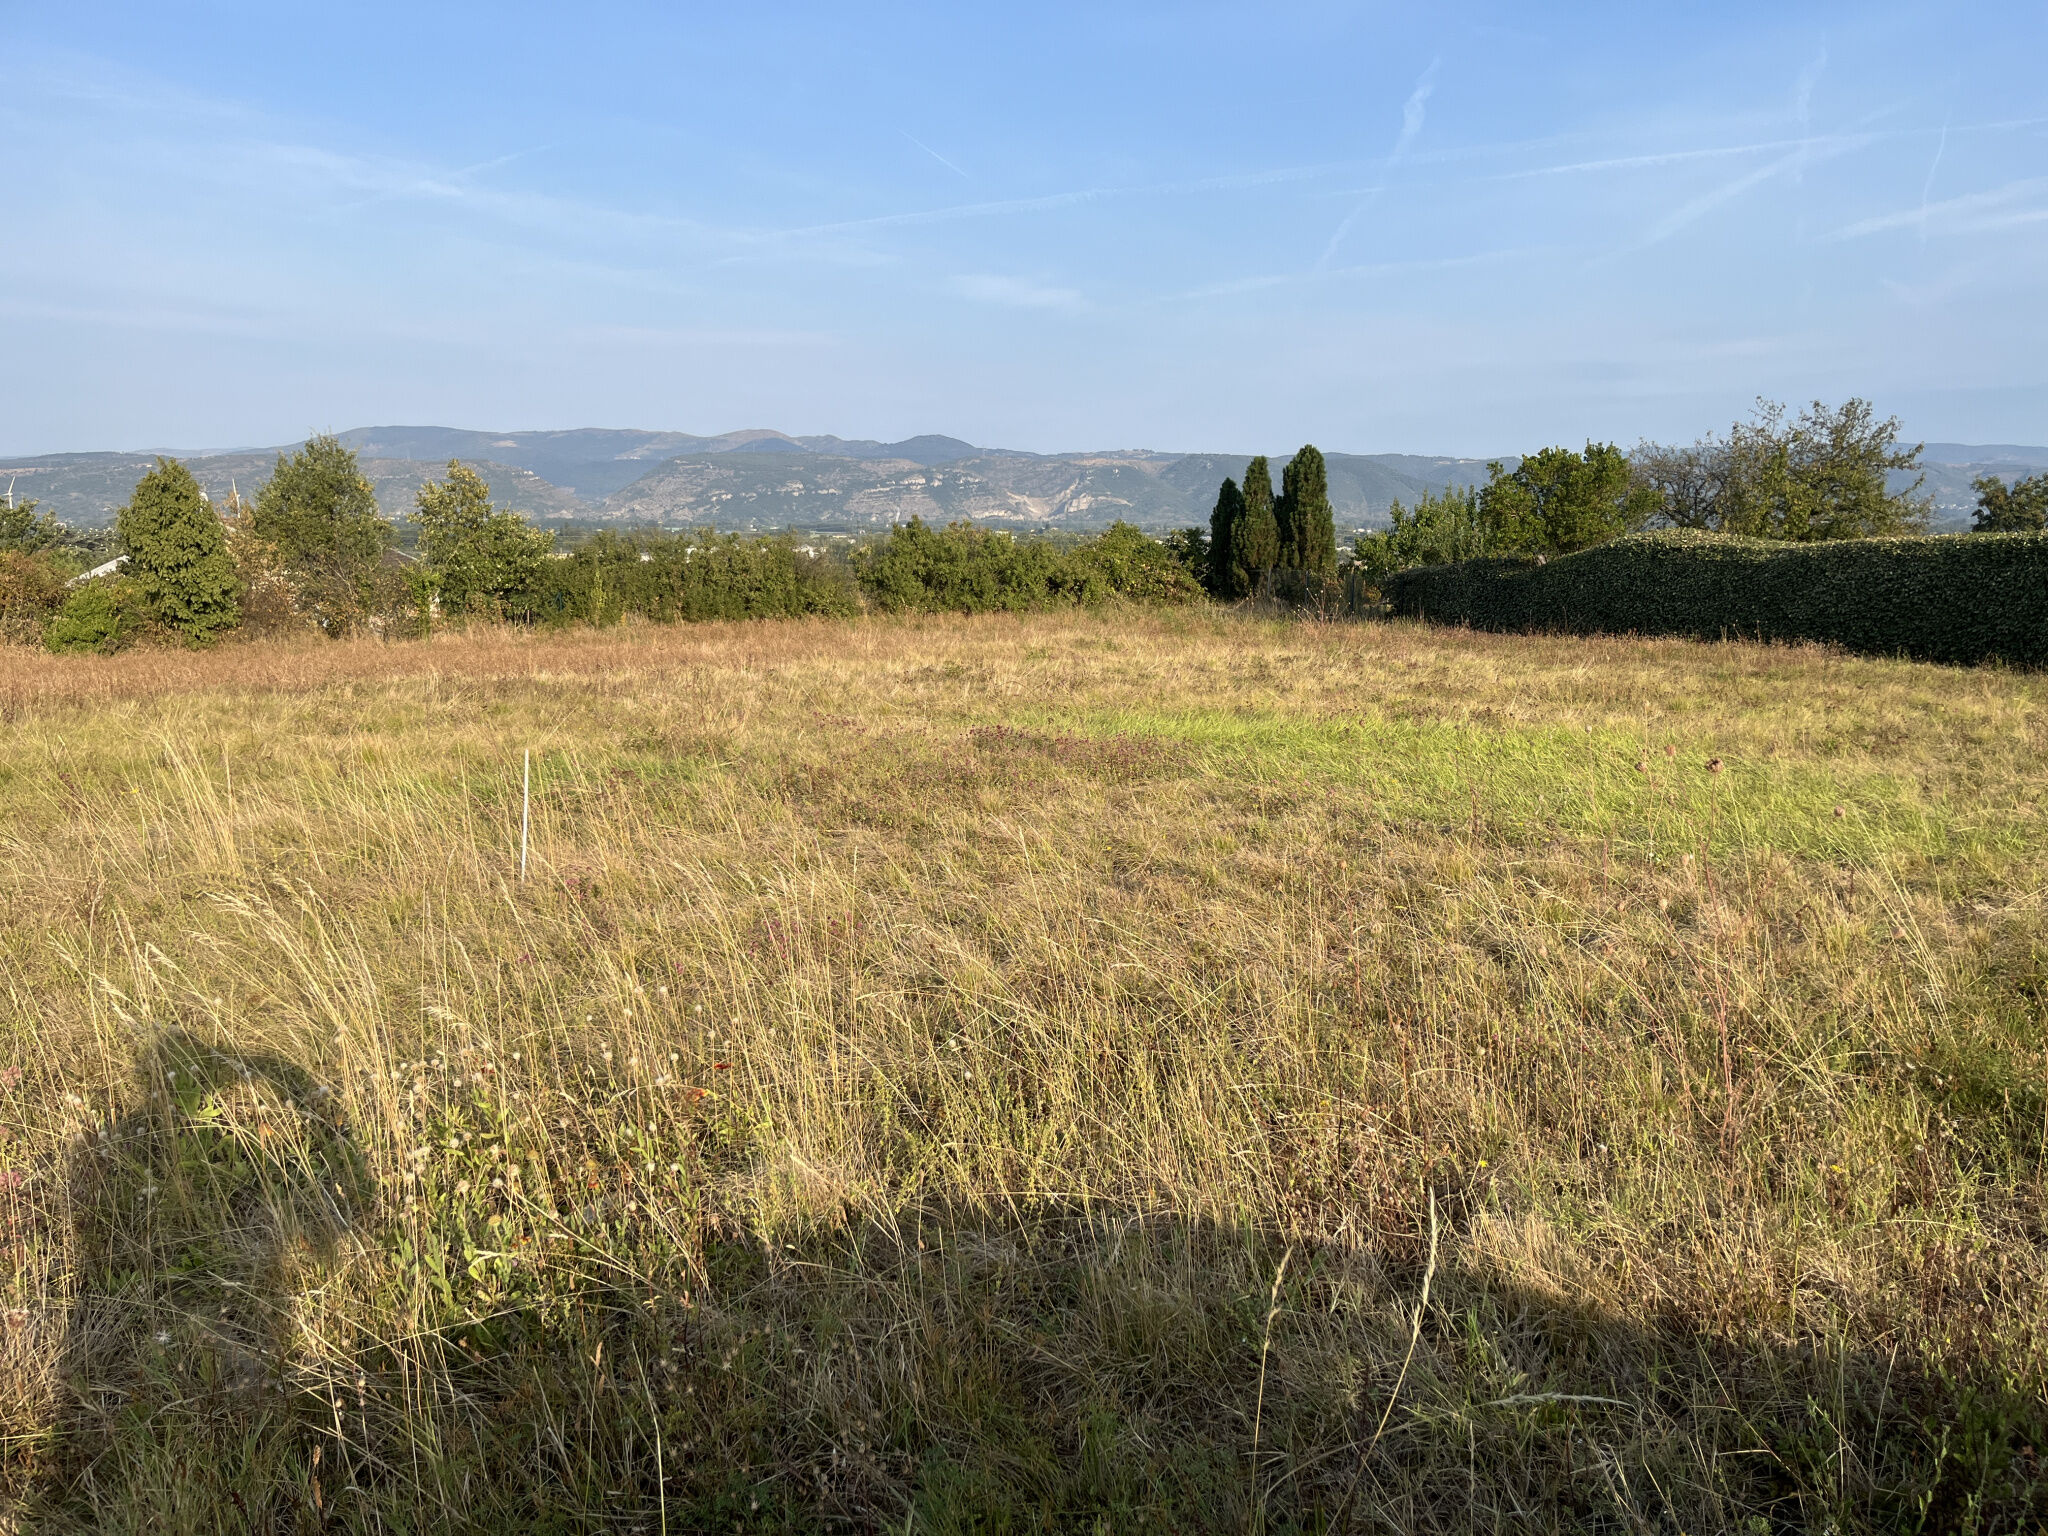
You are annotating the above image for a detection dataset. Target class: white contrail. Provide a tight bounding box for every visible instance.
[1919,118,1949,240]
[901,130,972,182]
[1317,58,1439,270]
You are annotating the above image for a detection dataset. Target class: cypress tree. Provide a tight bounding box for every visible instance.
[1235,455,1280,592]
[1278,445,1337,576]
[1207,477,1244,598]
[116,458,241,644]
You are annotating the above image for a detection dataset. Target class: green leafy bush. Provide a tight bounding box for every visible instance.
[1349,486,1486,588]
[541,531,861,625]
[44,577,143,654]
[1058,521,1205,605]
[411,463,555,622]
[1388,529,2048,668]
[0,551,68,645]
[853,519,1199,614]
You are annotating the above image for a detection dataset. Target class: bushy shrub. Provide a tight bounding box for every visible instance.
[44,577,144,655]
[540,531,861,625]
[0,550,68,645]
[412,463,555,622]
[1388,529,2048,667]
[853,519,1066,614]
[1058,522,1204,606]
[1350,486,1486,589]
[853,519,1200,614]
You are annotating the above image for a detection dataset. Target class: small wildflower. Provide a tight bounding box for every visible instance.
[154,1330,172,1346]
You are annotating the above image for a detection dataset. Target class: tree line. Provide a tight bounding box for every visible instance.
[0,437,1202,652]
[7,401,2041,649]
[1342,398,2046,588]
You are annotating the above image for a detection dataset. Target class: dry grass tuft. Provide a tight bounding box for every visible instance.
[1,610,2044,1532]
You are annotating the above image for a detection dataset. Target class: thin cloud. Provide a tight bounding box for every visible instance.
[1794,48,1828,130]
[1828,177,2048,240]
[1166,245,1539,303]
[902,130,972,182]
[949,274,1082,309]
[1642,134,1874,244]
[776,162,1350,239]
[1919,118,1949,239]
[1503,139,1819,179]
[1317,58,1441,270]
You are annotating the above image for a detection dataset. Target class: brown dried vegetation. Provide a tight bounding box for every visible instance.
[0,610,2044,1532]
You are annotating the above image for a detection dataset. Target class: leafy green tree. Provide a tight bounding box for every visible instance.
[1276,445,1337,575]
[1349,485,1485,583]
[1234,457,1280,591]
[1206,478,1245,598]
[1971,472,2048,533]
[1480,442,1655,556]
[115,458,241,644]
[412,463,554,621]
[252,434,396,633]
[0,494,63,555]
[1160,526,1210,590]
[1634,399,1930,540]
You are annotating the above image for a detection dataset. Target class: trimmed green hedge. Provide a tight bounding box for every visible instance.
[1387,529,2048,667]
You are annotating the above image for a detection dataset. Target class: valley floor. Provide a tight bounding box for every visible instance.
[2,611,2045,1532]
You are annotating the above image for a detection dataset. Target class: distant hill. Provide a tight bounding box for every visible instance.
[0,448,582,525]
[1,427,1501,533]
[331,427,994,499]
[6,429,2035,535]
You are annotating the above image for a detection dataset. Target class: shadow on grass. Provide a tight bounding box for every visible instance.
[35,1030,370,1532]
[29,1041,2048,1534]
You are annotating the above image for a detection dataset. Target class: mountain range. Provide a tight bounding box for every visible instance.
[5,428,2042,535]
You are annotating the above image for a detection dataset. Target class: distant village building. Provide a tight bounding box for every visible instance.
[68,555,130,586]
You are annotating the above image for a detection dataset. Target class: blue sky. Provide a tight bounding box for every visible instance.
[3,2,2044,456]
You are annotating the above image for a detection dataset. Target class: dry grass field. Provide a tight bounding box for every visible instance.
[1,610,2045,1533]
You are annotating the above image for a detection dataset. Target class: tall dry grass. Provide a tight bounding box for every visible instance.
[0,611,2044,1532]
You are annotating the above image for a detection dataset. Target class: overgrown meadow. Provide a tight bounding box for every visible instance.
[1,611,2044,1533]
